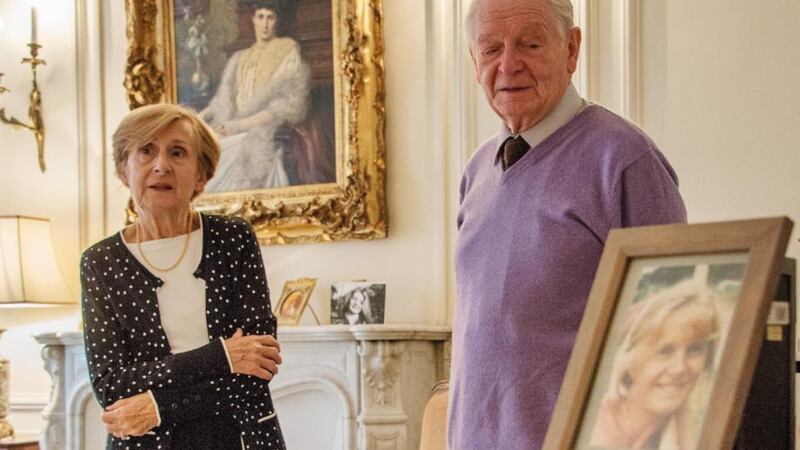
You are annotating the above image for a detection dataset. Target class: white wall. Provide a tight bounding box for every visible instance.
[0,1,82,294]
[589,0,800,258]
[639,0,800,255]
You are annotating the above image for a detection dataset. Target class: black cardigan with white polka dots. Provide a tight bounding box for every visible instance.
[81,214,286,449]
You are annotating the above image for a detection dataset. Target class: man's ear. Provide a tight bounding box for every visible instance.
[468,48,482,84]
[566,27,582,75]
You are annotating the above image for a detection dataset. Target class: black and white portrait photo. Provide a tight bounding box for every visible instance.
[330,282,386,325]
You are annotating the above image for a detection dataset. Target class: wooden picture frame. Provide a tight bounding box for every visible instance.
[274,277,317,325]
[124,0,387,245]
[543,217,793,450]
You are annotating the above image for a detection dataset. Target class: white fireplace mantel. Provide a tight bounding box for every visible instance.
[35,324,450,450]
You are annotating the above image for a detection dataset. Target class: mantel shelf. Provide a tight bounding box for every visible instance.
[34,324,451,346]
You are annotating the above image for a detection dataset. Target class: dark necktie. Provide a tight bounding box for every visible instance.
[501,135,529,170]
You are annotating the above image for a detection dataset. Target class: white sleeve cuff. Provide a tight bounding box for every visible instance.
[146,389,161,427]
[220,336,235,373]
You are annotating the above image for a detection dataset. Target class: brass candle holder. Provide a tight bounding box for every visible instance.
[0,43,46,172]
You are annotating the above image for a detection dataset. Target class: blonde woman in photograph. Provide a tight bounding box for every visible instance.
[81,104,285,449]
[589,280,720,449]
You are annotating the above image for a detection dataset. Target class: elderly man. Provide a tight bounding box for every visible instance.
[448,0,687,448]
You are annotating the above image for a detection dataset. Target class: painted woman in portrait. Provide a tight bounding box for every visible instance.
[201,0,310,192]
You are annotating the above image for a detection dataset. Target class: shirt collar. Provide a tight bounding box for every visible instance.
[494,83,587,164]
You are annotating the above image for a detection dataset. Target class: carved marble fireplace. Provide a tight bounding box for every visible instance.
[35,325,450,450]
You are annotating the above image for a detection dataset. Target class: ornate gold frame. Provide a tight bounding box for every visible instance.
[124,0,387,244]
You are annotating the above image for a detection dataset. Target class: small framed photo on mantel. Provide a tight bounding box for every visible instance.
[330,281,386,325]
[543,217,792,450]
[274,277,317,326]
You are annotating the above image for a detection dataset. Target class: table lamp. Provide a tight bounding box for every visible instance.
[0,216,74,438]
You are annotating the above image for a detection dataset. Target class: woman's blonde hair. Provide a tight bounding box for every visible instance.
[622,280,720,372]
[112,103,220,196]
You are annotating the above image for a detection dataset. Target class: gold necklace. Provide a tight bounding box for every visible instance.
[136,213,194,273]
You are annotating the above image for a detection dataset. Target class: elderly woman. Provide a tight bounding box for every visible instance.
[200,0,310,192]
[589,279,720,449]
[80,104,285,449]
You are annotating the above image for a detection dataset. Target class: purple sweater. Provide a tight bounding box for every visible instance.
[449,105,687,449]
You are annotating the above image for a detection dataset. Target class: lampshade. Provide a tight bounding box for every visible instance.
[0,216,72,305]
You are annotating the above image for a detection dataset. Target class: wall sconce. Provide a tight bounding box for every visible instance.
[0,7,47,172]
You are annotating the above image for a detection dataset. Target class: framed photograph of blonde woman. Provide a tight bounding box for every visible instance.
[274,277,317,325]
[125,0,387,245]
[543,217,792,450]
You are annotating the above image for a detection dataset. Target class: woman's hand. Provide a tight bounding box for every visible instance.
[216,123,231,136]
[217,119,246,137]
[218,111,274,137]
[101,392,158,439]
[224,328,283,380]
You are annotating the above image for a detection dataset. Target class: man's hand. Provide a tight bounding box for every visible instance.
[101,392,158,439]
[224,328,282,380]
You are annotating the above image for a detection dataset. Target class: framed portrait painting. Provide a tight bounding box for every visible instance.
[543,217,792,450]
[124,0,387,244]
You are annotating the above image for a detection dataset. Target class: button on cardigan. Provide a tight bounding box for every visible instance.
[81,214,286,449]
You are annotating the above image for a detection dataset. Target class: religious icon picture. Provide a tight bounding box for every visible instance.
[330,282,386,325]
[274,277,317,325]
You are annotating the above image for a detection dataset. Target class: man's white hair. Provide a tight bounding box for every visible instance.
[465,0,574,47]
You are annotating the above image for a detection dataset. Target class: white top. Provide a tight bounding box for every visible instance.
[122,223,208,354]
[122,220,238,437]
